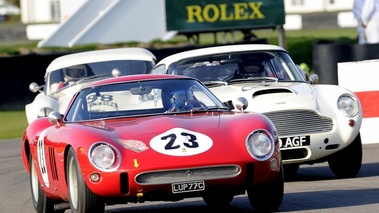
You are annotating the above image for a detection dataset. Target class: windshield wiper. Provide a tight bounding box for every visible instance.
[202,81,228,86]
[76,74,109,83]
[229,77,278,83]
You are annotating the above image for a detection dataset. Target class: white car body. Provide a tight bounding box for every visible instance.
[151,44,363,178]
[25,47,157,124]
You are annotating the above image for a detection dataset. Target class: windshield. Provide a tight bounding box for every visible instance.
[46,60,154,94]
[164,51,306,83]
[65,78,226,122]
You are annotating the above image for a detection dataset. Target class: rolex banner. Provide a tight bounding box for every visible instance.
[165,0,285,32]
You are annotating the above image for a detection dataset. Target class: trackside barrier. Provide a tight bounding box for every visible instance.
[338,60,379,144]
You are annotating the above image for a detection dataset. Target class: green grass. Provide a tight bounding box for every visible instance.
[0,110,28,140]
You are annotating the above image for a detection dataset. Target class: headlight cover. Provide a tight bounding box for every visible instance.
[337,94,359,118]
[245,130,275,161]
[89,143,121,172]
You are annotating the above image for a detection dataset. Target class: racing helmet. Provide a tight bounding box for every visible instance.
[238,61,265,78]
[161,86,195,111]
[63,65,86,82]
[171,87,195,107]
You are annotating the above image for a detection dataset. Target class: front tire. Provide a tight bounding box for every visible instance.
[328,133,362,178]
[67,147,104,213]
[283,164,300,181]
[247,166,284,212]
[29,154,64,213]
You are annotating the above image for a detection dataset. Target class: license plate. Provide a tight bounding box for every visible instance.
[172,180,205,193]
[280,135,310,148]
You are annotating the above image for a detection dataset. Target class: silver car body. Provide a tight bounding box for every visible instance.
[151,44,363,178]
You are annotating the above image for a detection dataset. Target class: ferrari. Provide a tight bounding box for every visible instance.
[22,74,283,213]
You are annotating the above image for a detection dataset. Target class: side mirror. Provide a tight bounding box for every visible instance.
[29,82,41,93]
[309,73,319,85]
[235,97,248,111]
[112,68,121,77]
[48,111,63,126]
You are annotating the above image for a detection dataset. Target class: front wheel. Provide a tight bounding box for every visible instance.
[283,164,300,181]
[66,147,104,213]
[328,133,362,178]
[29,154,64,213]
[247,166,284,212]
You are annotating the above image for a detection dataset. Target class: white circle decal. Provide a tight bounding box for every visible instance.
[150,127,213,156]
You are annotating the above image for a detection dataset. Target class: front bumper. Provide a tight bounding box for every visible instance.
[263,109,360,164]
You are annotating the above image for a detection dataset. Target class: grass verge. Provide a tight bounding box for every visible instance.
[0,110,27,140]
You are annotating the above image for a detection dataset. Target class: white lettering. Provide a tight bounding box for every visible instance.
[281,136,309,148]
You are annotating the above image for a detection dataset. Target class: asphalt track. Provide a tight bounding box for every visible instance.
[1,138,379,213]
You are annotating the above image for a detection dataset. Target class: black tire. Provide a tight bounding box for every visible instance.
[29,154,64,213]
[247,166,284,212]
[283,164,300,181]
[328,133,362,178]
[202,192,234,208]
[66,147,105,213]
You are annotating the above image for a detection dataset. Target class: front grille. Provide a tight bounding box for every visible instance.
[264,110,333,136]
[135,165,241,185]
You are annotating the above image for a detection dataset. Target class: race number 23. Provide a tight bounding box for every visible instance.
[150,127,213,156]
[162,132,199,150]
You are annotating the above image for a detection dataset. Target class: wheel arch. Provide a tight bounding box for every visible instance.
[22,139,31,173]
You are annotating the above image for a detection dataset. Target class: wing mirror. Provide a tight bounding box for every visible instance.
[48,111,63,126]
[29,82,42,93]
[309,73,319,85]
[235,97,248,111]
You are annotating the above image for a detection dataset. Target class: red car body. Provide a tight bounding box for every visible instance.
[21,74,283,213]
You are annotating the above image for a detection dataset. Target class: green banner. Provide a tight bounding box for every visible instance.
[165,0,285,32]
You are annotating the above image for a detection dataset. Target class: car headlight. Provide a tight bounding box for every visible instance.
[89,143,121,172]
[37,107,53,118]
[337,94,359,118]
[245,130,275,161]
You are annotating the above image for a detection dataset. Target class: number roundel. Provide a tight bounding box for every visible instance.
[150,128,213,156]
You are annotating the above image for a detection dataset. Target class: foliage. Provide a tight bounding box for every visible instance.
[8,0,20,7]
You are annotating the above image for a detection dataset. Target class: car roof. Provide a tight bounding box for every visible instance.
[46,47,157,73]
[156,44,286,65]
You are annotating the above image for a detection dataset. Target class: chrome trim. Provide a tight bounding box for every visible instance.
[135,165,241,185]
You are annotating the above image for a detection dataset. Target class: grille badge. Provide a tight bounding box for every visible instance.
[185,170,193,178]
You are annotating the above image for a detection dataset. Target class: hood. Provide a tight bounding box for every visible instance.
[79,112,262,158]
[211,82,316,112]
[85,114,221,137]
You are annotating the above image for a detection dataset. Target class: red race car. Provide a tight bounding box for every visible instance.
[21,74,283,213]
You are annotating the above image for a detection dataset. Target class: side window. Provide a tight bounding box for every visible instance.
[48,70,65,93]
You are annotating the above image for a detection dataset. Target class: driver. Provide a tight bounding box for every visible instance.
[170,88,195,112]
[63,64,86,84]
[236,61,265,78]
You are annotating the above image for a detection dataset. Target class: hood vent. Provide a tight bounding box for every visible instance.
[253,88,292,98]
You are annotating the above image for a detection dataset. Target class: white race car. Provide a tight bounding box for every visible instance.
[26,47,157,124]
[151,44,363,179]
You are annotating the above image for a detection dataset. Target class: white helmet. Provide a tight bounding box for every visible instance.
[63,65,86,82]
